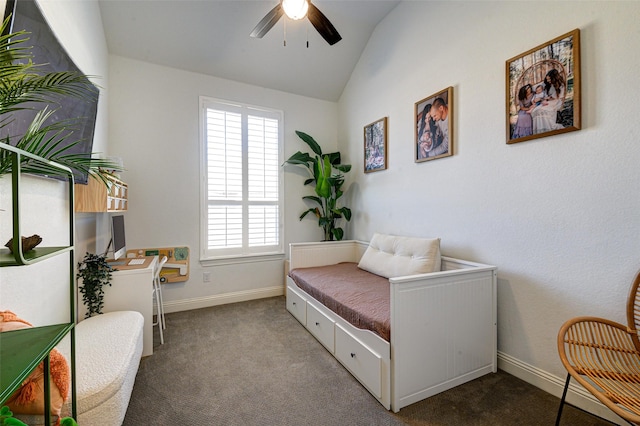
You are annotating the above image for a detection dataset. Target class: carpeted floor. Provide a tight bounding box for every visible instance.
[123,296,615,425]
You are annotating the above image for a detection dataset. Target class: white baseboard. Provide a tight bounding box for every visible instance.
[162,285,284,314]
[498,351,624,424]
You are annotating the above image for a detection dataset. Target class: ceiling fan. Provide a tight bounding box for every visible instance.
[250,0,342,46]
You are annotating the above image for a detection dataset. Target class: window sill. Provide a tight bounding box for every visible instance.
[200,252,285,267]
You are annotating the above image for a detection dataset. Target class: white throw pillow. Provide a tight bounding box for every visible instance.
[357,233,441,278]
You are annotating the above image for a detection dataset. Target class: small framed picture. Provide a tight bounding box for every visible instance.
[506,29,581,144]
[364,117,388,173]
[415,87,453,162]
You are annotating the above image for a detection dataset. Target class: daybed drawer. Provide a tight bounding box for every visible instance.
[286,285,307,326]
[335,324,382,398]
[306,302,335,353]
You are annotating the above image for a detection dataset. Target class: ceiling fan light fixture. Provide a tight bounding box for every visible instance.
[250,0,341,46]
[282,0,309,20]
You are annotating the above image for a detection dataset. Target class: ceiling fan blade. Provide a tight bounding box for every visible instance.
[307,2,342,46]
[250,3,284,38]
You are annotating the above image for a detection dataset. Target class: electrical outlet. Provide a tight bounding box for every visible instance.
[203,272,211,283]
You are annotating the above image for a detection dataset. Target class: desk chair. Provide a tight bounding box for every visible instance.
[556,270,640,425]
[153,256,168,344]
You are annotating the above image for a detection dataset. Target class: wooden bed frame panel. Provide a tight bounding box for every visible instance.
[287,240,497,412]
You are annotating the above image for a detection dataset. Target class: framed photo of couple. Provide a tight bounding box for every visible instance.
[506,29,581,144]
[415,87,453,162]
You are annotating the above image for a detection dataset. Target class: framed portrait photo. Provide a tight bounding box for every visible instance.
[415,86,453,162]
[364,117,387,173]
[506,29,581,144]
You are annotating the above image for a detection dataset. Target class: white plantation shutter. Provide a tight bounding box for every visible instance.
[201,98,283,259]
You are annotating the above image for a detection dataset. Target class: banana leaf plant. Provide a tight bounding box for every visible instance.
[283,131,352,241]
[0,16,122,184]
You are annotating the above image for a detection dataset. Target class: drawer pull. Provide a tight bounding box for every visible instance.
[350,352,356,358]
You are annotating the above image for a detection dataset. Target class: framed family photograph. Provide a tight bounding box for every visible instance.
[415,86,453,162]
[506,29,581,144]
[364,117,388,173]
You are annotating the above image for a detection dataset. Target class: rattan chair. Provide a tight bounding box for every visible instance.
[556,270,640,425]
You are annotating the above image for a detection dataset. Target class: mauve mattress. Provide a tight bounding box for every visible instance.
[289,262,390,341]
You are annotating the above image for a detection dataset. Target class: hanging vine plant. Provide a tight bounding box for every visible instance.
[77,252,113,318]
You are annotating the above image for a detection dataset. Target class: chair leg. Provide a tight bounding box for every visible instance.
[157,293,164,345]
[153,284,164,345]
[555,373,571,426]
[155,279,166,329]
[158,283,166,330]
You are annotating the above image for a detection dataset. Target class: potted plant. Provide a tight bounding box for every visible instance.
[283,131,352,241]
[0,17,121,183]
[77,252,113,318]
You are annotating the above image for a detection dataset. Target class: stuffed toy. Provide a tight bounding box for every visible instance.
[0,311,70,424]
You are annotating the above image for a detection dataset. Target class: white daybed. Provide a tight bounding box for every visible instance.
[286,237,497,413]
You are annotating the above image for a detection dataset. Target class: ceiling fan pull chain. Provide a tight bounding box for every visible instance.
[306,22,309,48]
[283,18,287,47]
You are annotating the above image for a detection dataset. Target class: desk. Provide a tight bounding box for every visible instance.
[78,256,157,357]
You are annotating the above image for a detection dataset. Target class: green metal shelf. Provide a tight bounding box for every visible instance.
[2,144,75,265]
[0,246,73,266]
[0,323,74,404]
[0,144,77,425]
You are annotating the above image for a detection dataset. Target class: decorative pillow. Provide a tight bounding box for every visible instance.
[0,311,69,418]
[357,233,441,278]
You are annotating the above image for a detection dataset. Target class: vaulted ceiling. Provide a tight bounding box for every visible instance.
[98,1,399,102]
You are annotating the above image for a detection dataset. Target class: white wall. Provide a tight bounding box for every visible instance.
[0,0,109,324]
[107,56,338,309]
[338,0,640,419]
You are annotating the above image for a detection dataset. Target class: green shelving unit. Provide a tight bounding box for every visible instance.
[0,144,77,426]
[0,324,74,402]
[0,246,72,266]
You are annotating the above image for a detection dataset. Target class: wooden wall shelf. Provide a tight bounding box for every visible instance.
[75,175,128,212]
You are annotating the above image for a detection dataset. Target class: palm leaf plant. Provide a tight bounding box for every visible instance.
[283,131,352,241]
[0,16,121,184]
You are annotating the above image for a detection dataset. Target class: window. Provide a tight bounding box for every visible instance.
[200,97,283,261]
